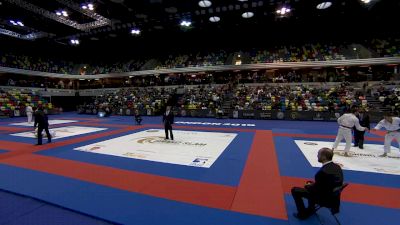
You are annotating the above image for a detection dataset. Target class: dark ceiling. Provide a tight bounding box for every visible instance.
[0,0,399,60]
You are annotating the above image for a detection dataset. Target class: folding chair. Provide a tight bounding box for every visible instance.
[315,183,349,225]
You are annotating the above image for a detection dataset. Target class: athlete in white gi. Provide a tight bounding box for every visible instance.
[372,114,400,157]
[26,105,33,124]
[332,107,368,157]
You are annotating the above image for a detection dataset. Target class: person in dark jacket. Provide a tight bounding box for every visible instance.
[34,106,51,145]
[353,108,370,149]
[134,109,142,125]
[162,106,174,140]
[291,148,343,220]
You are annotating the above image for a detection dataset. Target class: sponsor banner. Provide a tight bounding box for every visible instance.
[77,108,383,122]
[74,129,237,168]
[259,111,273,119]
[175,121,256,127]
[241,110,255,119]
[312,112,324,121]
[11,126,107,139]
[10,119,78,127]
[295,140,400,175]
[276,111,285,120]
[233,110,239,119]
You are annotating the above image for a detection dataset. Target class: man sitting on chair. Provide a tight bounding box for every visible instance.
[291,148,343,220]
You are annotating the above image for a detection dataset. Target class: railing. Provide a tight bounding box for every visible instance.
[1,57,399,79]
[78,108,388,123]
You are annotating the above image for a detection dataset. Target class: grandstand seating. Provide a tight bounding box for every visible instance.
[0,89,52,116]
[1,39,399,75]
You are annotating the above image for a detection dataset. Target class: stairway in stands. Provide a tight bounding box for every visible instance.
[221,92,233,118]
[366,94,392,112]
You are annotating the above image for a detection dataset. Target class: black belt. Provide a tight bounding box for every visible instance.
[340,125,352,129]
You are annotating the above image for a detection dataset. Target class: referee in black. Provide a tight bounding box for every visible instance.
[34,105,51,145]
[163,106,174,140]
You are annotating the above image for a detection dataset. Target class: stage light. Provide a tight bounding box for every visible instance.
[198,1,212,8]
[180,20,192,27]
[131,29,140,35]
[9,20,24,26]
[70,39,80,45]
[361,0,372,3]
[209,16,220,22]
[56,10,68,17]
[241,12,254,18]
[81,3,94,10]
[276,7,291,16]
[316,2,332,10]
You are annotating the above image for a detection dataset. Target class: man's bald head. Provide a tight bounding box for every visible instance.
[318,147,334,163]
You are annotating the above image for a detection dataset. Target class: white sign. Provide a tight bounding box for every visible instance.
[295,140,400,175]
[10,119,78,126]
[74,129,237,168]
[175,121,255,127]
[11,126,107,139]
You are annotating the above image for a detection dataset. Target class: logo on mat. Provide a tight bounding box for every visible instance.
[146,130,159,133]
[136,136,207,147]
[190,158,208,167]
[304,142,318,145]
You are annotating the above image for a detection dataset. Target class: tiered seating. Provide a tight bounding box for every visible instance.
[232,84,367,112]
[1,39,398,74]
[0,91,13,116]
[0,89,52,116]
[369,38,400,57]
[250,43,344,63]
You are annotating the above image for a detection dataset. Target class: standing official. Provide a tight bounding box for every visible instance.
[34,106,51,145]
[372,113,400,157]
[332,107,368,156]
[163,106,174,140]
[26,105,33,124]
[353,108,370,149]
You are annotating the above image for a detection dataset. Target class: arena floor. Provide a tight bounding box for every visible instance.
[0,113,399,225]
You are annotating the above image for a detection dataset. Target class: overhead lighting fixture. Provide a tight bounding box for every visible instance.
[238,0,248,2]
[82,3,94,10]
[276,7,291,16]
[316,2,332,10]
[70,39,80,45]
[361,0,372,3]
[242,12,254,18]
[180,20,192,27]
[131,28,140,35]
[198,0,212,8]
[56,10,69,17]
[9,20,24,26]
[209,16,220,22]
